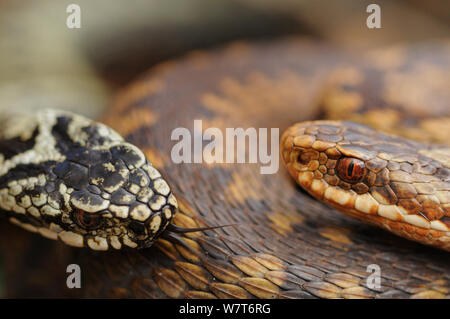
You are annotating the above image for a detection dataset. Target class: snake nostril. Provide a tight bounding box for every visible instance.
[297,151,314,165]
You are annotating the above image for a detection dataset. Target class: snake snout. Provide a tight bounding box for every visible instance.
[281,121,342,183]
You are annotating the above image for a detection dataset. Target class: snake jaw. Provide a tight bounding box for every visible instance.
[281,120,450,250]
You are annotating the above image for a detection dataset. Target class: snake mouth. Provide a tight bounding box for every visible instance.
[158,222,236,250]
[133,221,235,250]
[136,235,159,249]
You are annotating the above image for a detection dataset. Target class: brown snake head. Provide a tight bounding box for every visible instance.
[281,120,450,250]
[0,109,181,250]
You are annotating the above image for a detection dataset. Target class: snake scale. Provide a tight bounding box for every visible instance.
[51,39,450,298]
[0,5,450,297]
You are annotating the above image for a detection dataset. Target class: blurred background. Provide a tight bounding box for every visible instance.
[0,0,448,297]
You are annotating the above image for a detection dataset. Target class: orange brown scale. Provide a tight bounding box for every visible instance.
[281,120,450,251]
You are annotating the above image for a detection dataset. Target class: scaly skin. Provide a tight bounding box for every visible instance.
[281,120,450,251]
[0,109,178,250]
[82,39,450,298]
[2,39,450,298]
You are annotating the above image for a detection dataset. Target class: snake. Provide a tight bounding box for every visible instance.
[1,3,450,300]
[282,120,450,251]
[2,59,450,251]
[0,109,220,250]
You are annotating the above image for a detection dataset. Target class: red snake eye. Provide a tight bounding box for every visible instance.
[74,209,102,229]
[336,158,366,183]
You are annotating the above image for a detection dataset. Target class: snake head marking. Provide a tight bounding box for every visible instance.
[281,120,450,250]
[281,120,400,200]
[0,109,178,251]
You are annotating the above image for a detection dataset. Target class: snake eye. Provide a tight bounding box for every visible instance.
[336,158,366,183]
[74,209,102,230]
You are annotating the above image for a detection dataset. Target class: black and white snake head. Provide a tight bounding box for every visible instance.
[0,109,178,250]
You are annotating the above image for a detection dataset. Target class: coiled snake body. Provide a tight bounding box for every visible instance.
[1,39,450,298]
